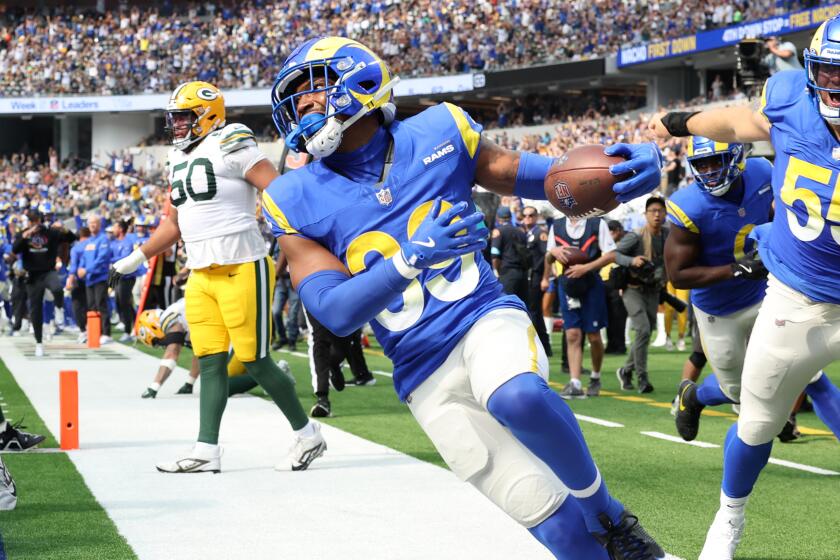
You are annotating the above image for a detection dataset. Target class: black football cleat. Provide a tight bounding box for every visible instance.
[175,383,194,395]
[594,510,666,560]
[329,369,345,392]
[310,398,331,418]
[141,388,157,399]
[778,413,801,443]
[0,419,46,451]
[675,380,705,441]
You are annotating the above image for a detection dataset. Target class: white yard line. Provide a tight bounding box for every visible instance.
[2,335,551,560]
[641,431,721,449]
[768,457,840,476]
[574,414,625,428]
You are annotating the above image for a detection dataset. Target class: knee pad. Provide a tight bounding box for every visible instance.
[689,351,707,369]
[737,418,782,446]
[423,405,566,527]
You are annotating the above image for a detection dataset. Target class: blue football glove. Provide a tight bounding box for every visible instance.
[604,142,664,203]
[400,198,487,269]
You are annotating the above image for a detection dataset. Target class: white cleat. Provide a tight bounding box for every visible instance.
[698,508,745,560]
[156,443,222,474]
[99,335,113,345]
[34,343,44,358]
[279,421,326,472]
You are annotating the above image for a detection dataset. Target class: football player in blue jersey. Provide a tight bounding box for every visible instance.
[650,17,840,560]
[665,137,775,442]
[264,37,673,560]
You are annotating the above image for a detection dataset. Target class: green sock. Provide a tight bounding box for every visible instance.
[197,352,229,445]
[244,356,308,430]
[228,374,259,397]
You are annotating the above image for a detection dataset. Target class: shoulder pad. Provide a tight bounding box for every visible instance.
[665,188,700,234]
[217,123,257,154]
[759,70,807,123]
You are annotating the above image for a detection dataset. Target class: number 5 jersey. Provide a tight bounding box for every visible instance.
[166,123,268,269]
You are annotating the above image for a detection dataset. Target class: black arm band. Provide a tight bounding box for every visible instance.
[156,332,187,347]
[661,111,700,138]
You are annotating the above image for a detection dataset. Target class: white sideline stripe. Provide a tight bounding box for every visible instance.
[768,458,840,476]
[0,448,65,454]
[2,333,554,560]
[641,431,721,448]
[574,414,624,428]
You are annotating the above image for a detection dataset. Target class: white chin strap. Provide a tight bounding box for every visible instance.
[304,77,400,158]
[708,182,732,197]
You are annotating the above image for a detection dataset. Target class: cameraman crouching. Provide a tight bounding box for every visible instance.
[614,197,668,394]
[11,209,76,357]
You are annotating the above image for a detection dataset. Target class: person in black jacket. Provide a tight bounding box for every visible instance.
[12,210,76,356]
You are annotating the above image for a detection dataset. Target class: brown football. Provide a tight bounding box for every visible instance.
[544,144,631,219]
[563,247,589,266]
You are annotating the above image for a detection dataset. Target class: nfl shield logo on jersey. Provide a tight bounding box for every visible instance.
[375,187,393,207]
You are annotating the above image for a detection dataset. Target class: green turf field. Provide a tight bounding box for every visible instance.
[3,331,839,559]
[0,359,135,560]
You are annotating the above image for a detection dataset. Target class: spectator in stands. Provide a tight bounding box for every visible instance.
[615,197,669,395]
[77,214,112,344]
[11,209,75,357]
[545,215,616,398]
[763,35,804,74]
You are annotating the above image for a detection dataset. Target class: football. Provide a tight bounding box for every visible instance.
[544,144,630,218]
[563,247,589,266]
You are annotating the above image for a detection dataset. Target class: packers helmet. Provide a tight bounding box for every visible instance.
[271,36,399,157]
[164,81,226,150]
[805,15,840,125]
[686,136,745,196]
[136,309,164,347]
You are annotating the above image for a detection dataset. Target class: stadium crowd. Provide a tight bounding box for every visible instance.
[0,0,820,97]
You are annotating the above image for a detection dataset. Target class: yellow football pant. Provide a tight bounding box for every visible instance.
[185,256,275,362]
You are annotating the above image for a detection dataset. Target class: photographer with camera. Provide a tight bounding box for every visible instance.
[763,36,803,75]
[614,197,668,394]
[11,209,76,357]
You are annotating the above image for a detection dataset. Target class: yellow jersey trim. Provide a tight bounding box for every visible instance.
[443,102,480,159]
[261,192,299,235]
[666,200,700,234]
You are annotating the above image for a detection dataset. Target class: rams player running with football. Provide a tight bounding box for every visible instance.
[110,81,325,473]
[649,17,840,560]
[263,37,673,560]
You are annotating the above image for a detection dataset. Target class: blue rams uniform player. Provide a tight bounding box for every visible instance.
[650,16,840,560]
[667,138,840,446]
[264,36,672,560]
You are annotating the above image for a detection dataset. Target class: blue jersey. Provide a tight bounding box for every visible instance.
[666,158,774,316]
[263,103,524,400]
[754,70,840,303]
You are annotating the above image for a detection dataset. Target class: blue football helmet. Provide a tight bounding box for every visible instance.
[686,136,745,196]
[271,36,399,157]
[0,201,10,214]
[804,15,840,125]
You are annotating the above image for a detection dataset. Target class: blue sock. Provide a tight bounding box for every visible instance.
[529,498,610,560]
[2,300,10,320]
[721,423,772,499]
[805,373,840,441]
[487,373,624,534]
[696,373,734,406]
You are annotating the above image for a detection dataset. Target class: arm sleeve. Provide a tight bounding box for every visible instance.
[597,219,616,252]
[296,258,415,337]
[545,224,556,251]
[614,232,639,267]
[68,247,79,275]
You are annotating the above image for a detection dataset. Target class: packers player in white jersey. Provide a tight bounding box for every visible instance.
[110,81,326,473]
